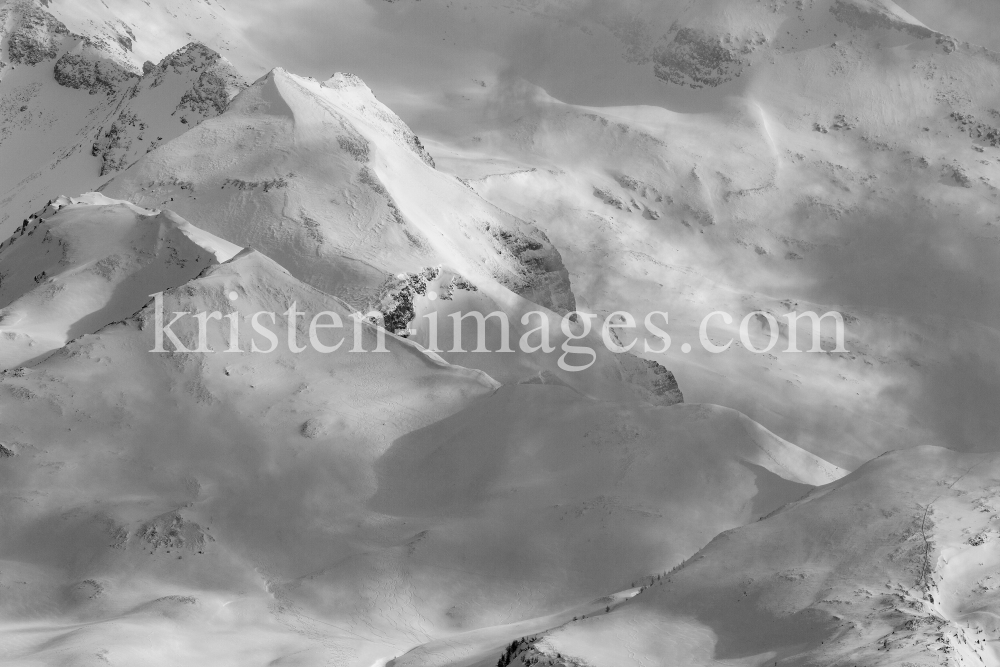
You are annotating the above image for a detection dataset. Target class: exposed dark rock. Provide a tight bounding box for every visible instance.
[829,0,934,38]
[407,133,435,168]
[594,186,629,210]
[5,4,69,66]
[158,42,223,75]
[949,111,1000,147]
[177,69,238,117]
[92,110,143,175]
[156,44,245,116]
[323,72,435,167]
[87,43,245,174]
[337,133,371,162]
[946,163,973,188]
[137,511,214,551]
[53,51,138,95]
[148,43,245,117]
[220,177,288,192]
[300,418,327,438]
[653,27,749,89]
[359,167,407,226]
[368,268,440,336]
[616,354,684,406]
[451,275,477,292]
[494,636,585,667]
[487,224,577,315]
[112,24,134,52]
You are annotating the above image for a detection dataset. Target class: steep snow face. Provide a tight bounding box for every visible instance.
[103,68,575,315]
[39,0,269,77]
[0,247,502,666]
[2,2,999,665]
[0,245,843,664]
[0,193,240,368]
[0,1,135,231]
[1,0,76,67]
[515,446,1000,667]
[638,0,939,89]
[100,68,693,407]
[0,1,244,236]
[91,42,246,176]
[355,399,844,635]
[182,0,967,134]
[391,272,684,406]
[422,6,1000,467]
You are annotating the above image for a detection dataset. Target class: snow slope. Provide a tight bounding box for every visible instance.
[100,66,692,406]
[422,5,1000,466]
[0,1,244,236]
[101,67,572,312]
[512,446,1000,667]
[0,192,240,368]
[0,239,844,666]
[41,0,269,77]
[0,246,499,666]
[1,1,999,665]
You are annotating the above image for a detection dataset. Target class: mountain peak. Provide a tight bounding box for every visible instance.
[157,41,227,73]
[0,193,240,368]
[322,71,369,91]
[647,0,943,89]
[829,0,935,37]
[1,0,69,66]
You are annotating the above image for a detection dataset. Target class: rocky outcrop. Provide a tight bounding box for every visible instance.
[90,110,144,174]
[829,0,934,38]
[3,2,69,65]
[652,27,752,89]
[2,1,137,94]
[337,132,371,162]
[369,268,440,335]
[616,354,684,406]
[950,111,1000,147]
[158,42,223,74]
[177,69,241,117]
[366,267,482,335]
[488,223,577,316]
[53,47,139,95]
[494,636,589,667]
[358,166,408,227]
[136,511,214,552]
[323,72,436,167]
[90,42,246,176]
[150,42,246,117]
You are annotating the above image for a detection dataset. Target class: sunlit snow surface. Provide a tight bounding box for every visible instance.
[1,0,1000,665]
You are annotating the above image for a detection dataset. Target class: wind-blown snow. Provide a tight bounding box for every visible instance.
[2,0,1000,665]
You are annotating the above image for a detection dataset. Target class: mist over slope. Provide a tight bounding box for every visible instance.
[0,0,999,666]
[419,0,1000,465]
[526,447,1000,667]
[0,1,246,234]
[0,233,842,665]
[0,193,240,368]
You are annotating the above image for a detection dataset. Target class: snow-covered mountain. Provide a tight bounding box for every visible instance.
[0,1,245,234]
[509,446,1000,667]
[1,0,999,666]
[0,238,840,665]
[418,0,1000,466]
[0,192,240,368]
[98,66,685,405]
